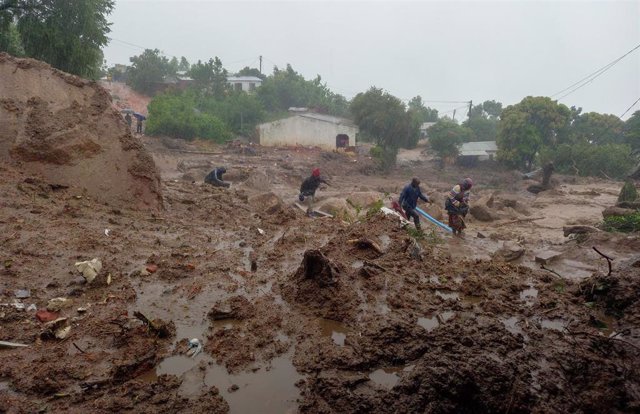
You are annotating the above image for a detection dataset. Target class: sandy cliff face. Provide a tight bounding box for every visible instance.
[0,53,162,209]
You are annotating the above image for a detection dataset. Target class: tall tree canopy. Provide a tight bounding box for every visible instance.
[350,87,417,150]
[427,119,472,160]
[497,96,572,170]
[624,110,640,151]
[0,0,114,79]
[189,57,228,99]
[571,112,625,145]
[257,64,348,116]
[127,49,174,95]
[463,100,503,142]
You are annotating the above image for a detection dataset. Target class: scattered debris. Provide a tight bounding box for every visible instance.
[105,228,111,236]
[347,238,384,255]
[74,258,102,283]
[14,289,31,299]
[46,297,73,312]
[41,317,71,340]
[0,340,29,349]
[36,309,60,322]
[146,264,158,273]
[187,338,202,358]
[133,311,174,338]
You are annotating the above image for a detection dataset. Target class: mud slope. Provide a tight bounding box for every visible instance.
[0,53,162,210]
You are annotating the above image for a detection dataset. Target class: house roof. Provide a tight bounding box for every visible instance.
[258,112,357,128]
[459,141,498,156]
[227,76,263,82]
[298,112,356,126]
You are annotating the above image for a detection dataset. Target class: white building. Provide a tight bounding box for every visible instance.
[458,141,498,161]
[227,76,262,92]
[257,113,358,150]
[420,122,437,138]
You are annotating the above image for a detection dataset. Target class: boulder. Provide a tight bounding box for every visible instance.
[470,205,495,222]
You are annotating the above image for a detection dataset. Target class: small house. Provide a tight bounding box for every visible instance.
[227,76,262,93]
[457,141,498,165]
[257,112,358,150]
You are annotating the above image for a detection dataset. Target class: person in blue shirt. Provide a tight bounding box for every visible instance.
[399,177,430,230]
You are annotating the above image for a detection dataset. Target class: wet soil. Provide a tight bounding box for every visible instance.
[1,136,638,413]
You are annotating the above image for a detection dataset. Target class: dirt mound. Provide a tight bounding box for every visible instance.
[0,53,162,209]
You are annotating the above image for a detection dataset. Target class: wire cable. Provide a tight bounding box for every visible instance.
[551,43,640,100]
[620,97,640,119]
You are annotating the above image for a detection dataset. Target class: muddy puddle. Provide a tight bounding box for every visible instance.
[318,318,351,346]
[520,284,539,306]
[140,351,301,413]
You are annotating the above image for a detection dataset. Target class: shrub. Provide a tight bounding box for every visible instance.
[602,211,640,233]
[146,92,232,142]
[543,143,635,179]
[618,179,638,203]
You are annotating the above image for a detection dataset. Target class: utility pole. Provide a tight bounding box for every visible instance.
[468,100,473,118]
[452,109,457,121]
[259,55,262,74]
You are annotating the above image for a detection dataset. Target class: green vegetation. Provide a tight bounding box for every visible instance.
[0,0,114,79]
[427,119,473,160]
[618,180,638,203]
[602,212,640,233]
[145,92,232,142]
[540,143,635,179]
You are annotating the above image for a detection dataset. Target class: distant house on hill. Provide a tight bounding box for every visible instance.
[420,122,437,138]
[227,76,262,92]
[257,112,358,150]
[457,141,498,165]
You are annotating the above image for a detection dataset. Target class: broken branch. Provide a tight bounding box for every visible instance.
[592,246,613,276]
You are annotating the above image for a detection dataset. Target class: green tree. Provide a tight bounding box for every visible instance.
[178,56,190,72]
[237,66,266,80]
[189,57,227,99]
[257,64,348,116]
[427,119,472,159]
[407,96,439,122]
[350,87,415,150]
[497,96,572,170]
[624,110,640,150]
[1,0,114,79]
[462,100,502,142]
[127,49,174,95]
[571,112,625,145]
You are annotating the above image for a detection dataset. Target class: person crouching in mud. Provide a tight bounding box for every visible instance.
[204,166,230,188]
[445,177,473,236]
[399,177,430,231]
[299,168,329,215]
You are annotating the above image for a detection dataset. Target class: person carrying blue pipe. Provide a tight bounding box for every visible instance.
[446,177,473,235]
[399,177,430,231]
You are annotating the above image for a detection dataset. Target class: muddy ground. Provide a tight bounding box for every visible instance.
[1,136,639,413]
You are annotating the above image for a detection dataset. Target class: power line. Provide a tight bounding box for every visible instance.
[551,43,640,100]
[620,97,640,119]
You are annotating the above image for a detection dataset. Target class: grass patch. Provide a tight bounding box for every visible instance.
[602,211,640,233]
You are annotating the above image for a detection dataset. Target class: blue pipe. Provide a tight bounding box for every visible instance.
[415,206,453,233]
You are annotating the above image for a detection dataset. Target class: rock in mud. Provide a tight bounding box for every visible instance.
[494,241,525,262]
[470,204,495,222]
[602,206,637,218]
[208,295,256,321]
[46,297,72,312]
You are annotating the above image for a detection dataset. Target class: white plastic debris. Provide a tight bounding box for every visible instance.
[257,228,265,235]
[104,229,111,237]
[26,304,37,312]
[380,207,411,226]
[74,258,102,283]
[186,338,202,358]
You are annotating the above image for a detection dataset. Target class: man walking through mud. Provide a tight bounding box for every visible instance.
[299,168,329,215]
[399,177,430,231]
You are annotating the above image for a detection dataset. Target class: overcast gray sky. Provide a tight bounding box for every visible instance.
[103,0,640,119]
